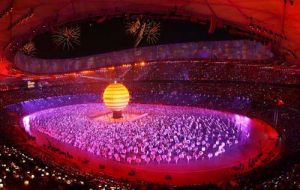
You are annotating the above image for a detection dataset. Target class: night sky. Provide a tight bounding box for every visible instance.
[33,17,244,59]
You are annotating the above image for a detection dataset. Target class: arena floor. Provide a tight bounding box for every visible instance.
[20,103,281,185]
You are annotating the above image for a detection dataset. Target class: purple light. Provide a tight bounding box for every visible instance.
[23,103,252,165]
[234,114,251,138]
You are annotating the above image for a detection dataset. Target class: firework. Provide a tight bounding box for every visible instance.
[52,26,80,51]
[125,17,160,47]
[135,23,146,47]
[126,18,141,35]
[22,41,36,56]
[145,21,160,44]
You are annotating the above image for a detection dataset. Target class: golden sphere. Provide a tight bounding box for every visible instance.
[103,83,130,111]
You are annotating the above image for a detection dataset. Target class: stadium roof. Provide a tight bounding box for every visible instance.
[0,0,299,73]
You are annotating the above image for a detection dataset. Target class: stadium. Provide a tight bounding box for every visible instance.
[0,1,299,190]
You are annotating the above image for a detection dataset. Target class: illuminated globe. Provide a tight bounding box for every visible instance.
[103,82,130,119]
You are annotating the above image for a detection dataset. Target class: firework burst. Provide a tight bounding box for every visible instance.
[125,17,160,47]
[126,18,141,35]
[145,21,160,44]
[22,41,36,56]
[52,26,80,51]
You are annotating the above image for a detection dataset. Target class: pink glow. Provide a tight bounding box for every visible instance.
[22,115,31,135]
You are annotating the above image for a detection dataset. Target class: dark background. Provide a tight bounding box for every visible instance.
[33,17,244,59]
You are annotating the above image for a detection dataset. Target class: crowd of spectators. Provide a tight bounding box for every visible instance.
[0,144,136,190]
[0,74,299,189]
[108,61,299,85]
[15,40,274,74]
